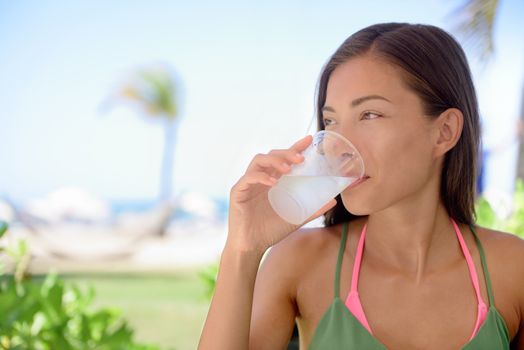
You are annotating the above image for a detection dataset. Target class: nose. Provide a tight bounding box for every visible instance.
[339,153,361,177]
[334,138,364,177]
[339,151,355,161]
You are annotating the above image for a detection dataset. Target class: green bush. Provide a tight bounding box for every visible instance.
[197,264,218,302]
[0,222,162,350]
[475,178,524,238]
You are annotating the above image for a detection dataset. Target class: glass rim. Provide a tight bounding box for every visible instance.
[313,130,365,178]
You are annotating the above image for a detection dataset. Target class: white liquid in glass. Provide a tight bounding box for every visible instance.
[268,175,357,224]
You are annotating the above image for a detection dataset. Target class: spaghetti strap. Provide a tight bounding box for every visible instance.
[334,222,349,299]
[469,223,495,308]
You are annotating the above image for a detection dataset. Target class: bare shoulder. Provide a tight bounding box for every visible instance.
[473,226,524,313]
[249,226,343,349]
[261,219,367,286]
[474,225,524,266]
[475,226,524,344]
[252,227,336,304]
[263,224,340,268]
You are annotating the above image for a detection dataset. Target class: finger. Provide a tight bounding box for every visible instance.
[245,135,311,175]
[268,149,305,164]
[303,198,337,224]
[236,171,278,191]
[290,135,313,153]
[247,153,294,174]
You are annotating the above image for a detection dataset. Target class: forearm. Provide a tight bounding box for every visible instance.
[198,243,265,350]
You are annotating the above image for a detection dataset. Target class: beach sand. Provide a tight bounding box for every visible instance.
[0,220,227,274]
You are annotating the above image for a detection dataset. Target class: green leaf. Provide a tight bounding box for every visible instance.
[198,262,219,301]
[475,178,524,238]
[0,269,163,348]
[474,197,497,228]
[0,221,7,238]
[99,322,134,347]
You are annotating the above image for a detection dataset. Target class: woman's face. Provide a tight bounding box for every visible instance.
[322,55,441,215]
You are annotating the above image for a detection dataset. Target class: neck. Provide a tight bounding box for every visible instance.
[364,188,461,284]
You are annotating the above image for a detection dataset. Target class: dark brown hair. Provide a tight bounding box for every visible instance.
[317,23,481,227]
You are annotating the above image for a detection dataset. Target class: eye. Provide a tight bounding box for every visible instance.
[361,111,382,120]
[323,117,335,126]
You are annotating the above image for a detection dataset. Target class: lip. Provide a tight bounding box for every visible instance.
[347,176,370,189]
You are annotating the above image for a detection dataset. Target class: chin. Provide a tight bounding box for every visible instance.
[339,194,371,216]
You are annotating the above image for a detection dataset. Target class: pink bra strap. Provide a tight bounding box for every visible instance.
[450,218,488,339]
[347,219,488,340]
[451,218,485,305]
[350,223,367,293]
[352,220,485,303]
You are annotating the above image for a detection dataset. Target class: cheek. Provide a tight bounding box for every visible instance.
[385,131,433,181]
[340,132,434,214]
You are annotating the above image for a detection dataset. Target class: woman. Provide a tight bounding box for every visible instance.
[198,23,524,349]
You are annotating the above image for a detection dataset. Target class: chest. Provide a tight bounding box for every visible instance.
[295,250,518,349]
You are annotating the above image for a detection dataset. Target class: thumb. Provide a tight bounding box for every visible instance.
[303,198,337,225]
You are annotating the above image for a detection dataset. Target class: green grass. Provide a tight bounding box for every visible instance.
[61,270,212,350]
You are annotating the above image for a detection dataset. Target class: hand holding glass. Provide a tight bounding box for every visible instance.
[268,131,365,225]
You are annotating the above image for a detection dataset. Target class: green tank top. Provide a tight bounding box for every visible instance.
[308,222,510,349]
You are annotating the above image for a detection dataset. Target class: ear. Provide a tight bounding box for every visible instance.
[431,108,464,159]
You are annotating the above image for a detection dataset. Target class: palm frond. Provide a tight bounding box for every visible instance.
[108,64,178,121]
[448,0,500,62]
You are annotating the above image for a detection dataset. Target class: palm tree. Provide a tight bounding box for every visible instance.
[100,64,181,236]
[103,64,180,201]
[450,0,500,61]
[449,0,524,185]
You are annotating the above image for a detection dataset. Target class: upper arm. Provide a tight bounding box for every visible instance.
[511,270,524,349]
[511,268,524,349]
[249,231,305,350]
[506,234,524,349]
[513,326,524,350]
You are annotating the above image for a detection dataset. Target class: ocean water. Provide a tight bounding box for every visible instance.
[110,197,229,222]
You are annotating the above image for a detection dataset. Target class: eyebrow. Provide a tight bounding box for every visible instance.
[321,95,391,113]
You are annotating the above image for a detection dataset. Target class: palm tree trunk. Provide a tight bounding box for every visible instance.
[515,77,524,180]
[151,118,178,237]
[160,118,177,201]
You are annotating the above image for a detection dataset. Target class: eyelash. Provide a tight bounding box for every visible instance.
[323,112,382,125]
[362,111,382,120]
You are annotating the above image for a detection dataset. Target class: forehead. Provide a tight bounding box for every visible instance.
[326,56,418,107]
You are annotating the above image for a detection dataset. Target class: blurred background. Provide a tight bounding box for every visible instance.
[0,0,523,349]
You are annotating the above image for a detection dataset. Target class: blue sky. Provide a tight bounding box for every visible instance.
[1,0,523,204]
